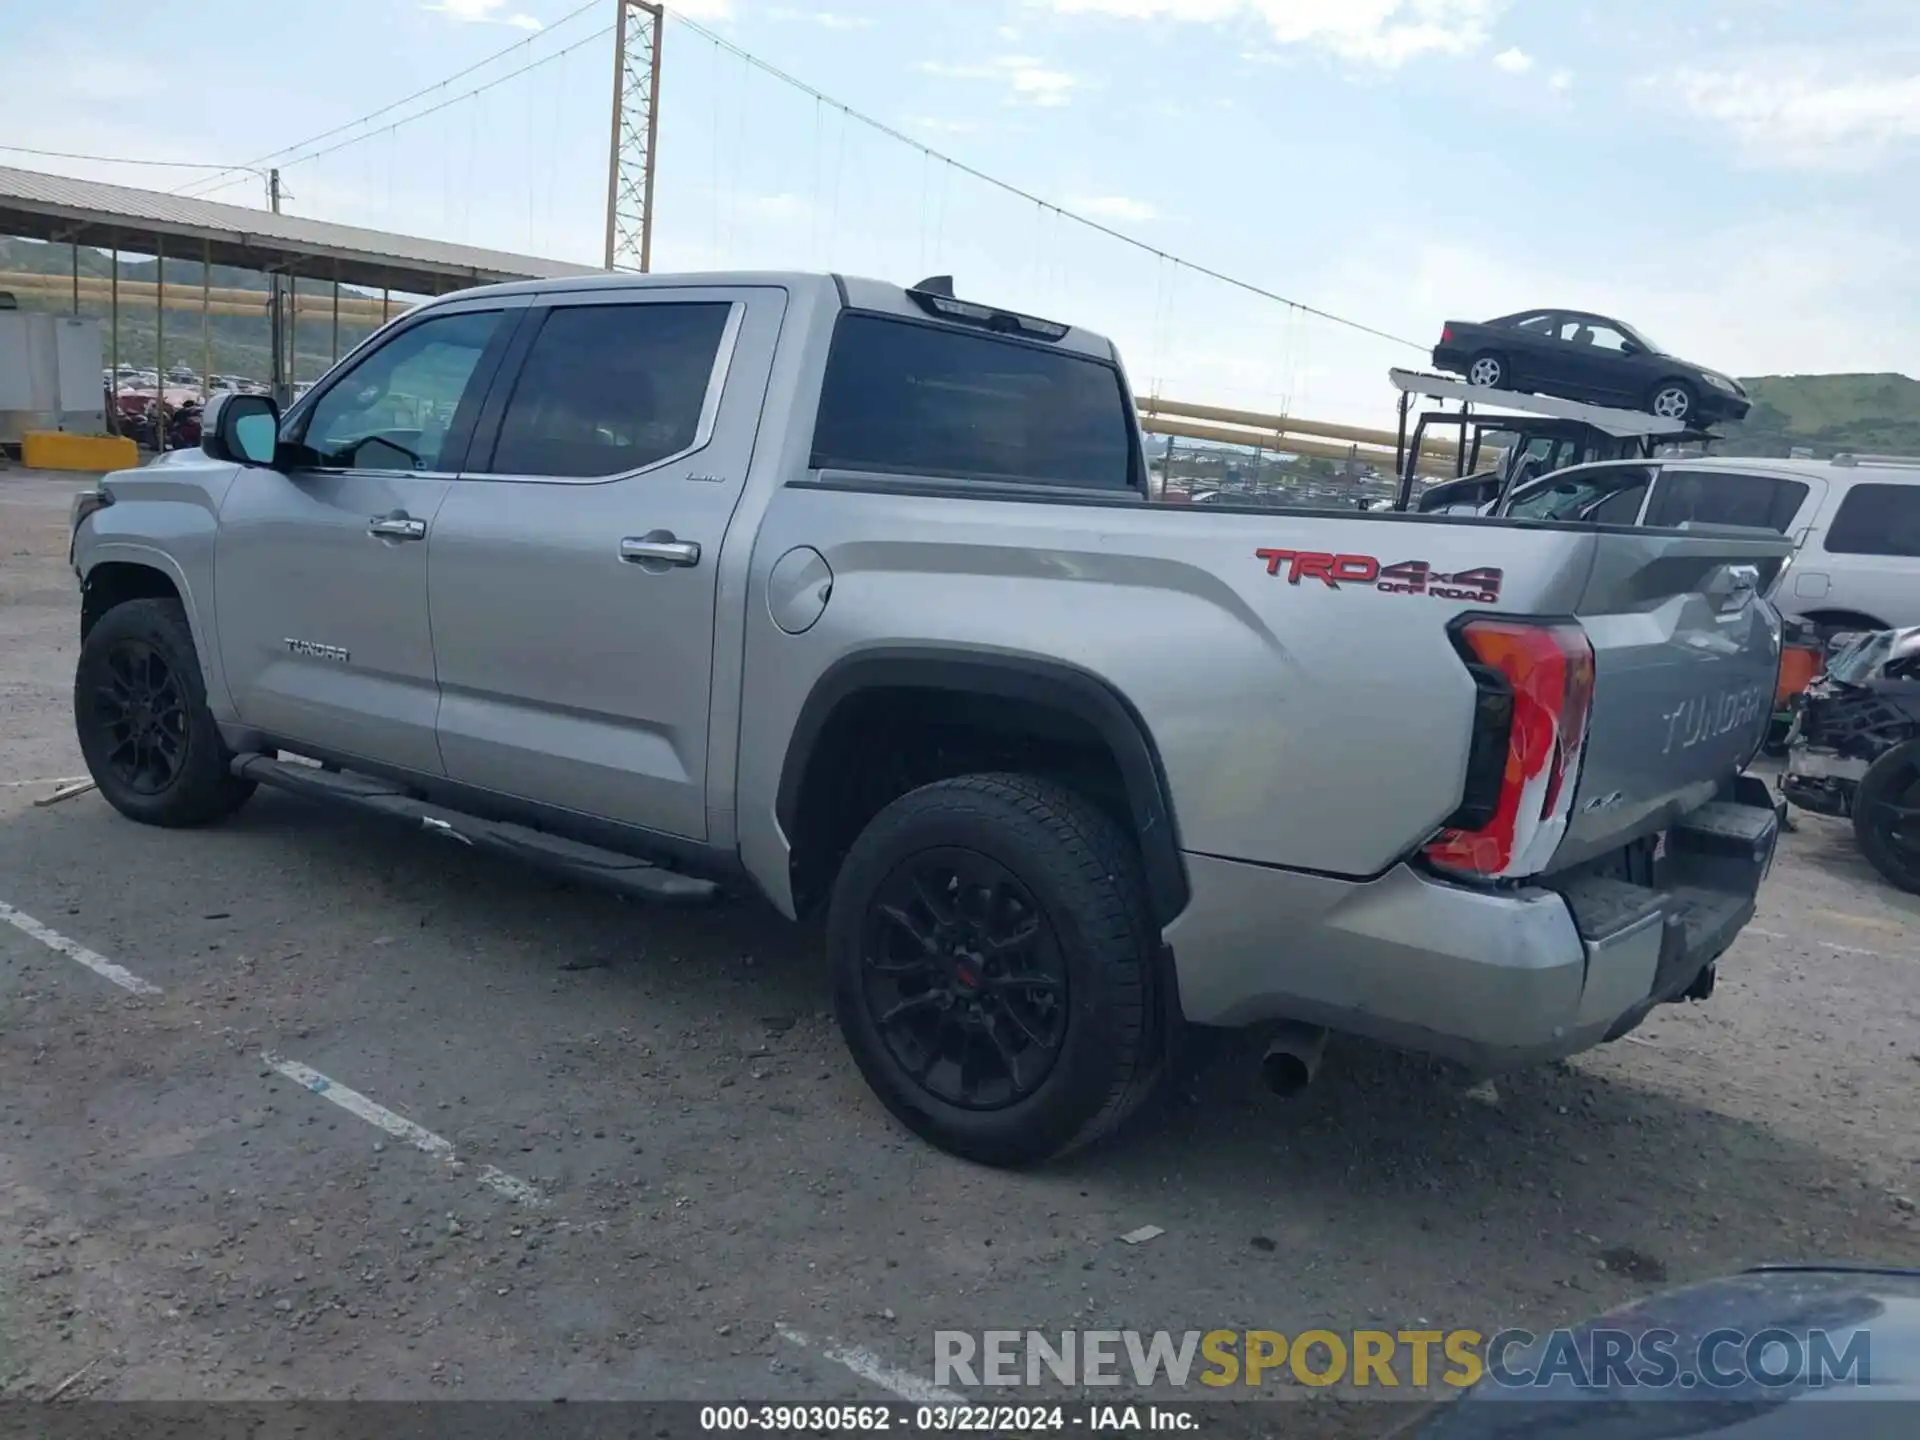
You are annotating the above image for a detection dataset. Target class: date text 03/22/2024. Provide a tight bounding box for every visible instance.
[698,1404,1197,1432]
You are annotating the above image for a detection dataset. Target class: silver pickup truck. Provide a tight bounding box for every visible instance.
[69,271,1789,1165]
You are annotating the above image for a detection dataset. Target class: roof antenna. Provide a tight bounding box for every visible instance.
[911,274,955,297]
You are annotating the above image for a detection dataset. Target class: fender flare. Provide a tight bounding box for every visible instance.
[775,647,1190,926]
[80,544,200,635]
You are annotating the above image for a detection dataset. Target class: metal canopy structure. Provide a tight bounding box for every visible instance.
[0,164,600,295]
[1386,367,1715,512]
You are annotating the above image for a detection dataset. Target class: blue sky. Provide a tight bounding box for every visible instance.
[3,0,1916,422]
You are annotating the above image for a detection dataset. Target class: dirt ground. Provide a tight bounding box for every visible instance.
[2,463,1916,1417]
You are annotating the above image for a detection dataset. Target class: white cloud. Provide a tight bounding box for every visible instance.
[768,7,873,27]
[1067,194,1162,222]
[1491,45,1531,73]
[921,55,1080,107]
[1034,0,1506,68]
[423,0,542,29]
[1665,59,1920,167]
[1548,67,1572,91]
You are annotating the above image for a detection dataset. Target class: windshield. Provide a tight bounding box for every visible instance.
[1619,321,1666,355]
[1504,465,1651,522]
[1826,629,1920,684]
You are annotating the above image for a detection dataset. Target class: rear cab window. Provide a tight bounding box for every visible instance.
[1822,482,1920,556]
[810,312,1142,493]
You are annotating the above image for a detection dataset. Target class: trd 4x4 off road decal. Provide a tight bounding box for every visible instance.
[1255,549,1504,603]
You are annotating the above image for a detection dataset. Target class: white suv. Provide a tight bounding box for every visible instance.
[1500,454,1920,636]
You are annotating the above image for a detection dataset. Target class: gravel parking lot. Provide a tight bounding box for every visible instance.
[3,464,1917,1414]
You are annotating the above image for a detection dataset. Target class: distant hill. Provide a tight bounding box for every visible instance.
[1721,373,1920,459]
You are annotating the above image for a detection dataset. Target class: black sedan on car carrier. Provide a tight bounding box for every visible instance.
[1431,309,1751,426]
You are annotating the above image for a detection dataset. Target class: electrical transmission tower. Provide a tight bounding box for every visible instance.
[603,0,664,271]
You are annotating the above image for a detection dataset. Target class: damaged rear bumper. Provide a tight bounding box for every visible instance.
[1162,776,1780,1069]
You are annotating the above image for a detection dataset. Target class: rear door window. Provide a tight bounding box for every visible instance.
[1643,470,1809,533]
[485,301,734,478]
[1823,483,1920,556]
[811,313,1139,490]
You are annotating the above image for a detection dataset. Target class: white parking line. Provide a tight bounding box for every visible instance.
[0,901,163,995]
[3,897,548,1206]
[1821,942,1881,958]
[776,1323,966,1406]
[261,1053,547,1207]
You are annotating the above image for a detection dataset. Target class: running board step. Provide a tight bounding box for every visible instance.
[231,755,720,906]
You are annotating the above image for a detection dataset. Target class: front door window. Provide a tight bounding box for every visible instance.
[295,310,503,473]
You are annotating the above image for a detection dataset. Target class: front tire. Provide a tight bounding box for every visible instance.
[1852,741,1920,894]
[1649,380,1697,423]
[828,773,1163,1166]
[74,597,255,827]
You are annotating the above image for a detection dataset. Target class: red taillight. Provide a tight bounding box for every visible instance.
[1426,618,1595,880]
[1441,324,1455,344]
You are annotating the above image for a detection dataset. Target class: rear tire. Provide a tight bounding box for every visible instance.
[74,597,255,828]
[828,773,1163,1166]
[1466,352,1508,389]
[1852,741,1920,894]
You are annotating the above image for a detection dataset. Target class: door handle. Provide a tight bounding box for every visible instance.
[619,533,701,568]
[368,514,427,541]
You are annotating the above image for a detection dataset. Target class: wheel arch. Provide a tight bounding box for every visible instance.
[776,648,1190,927]
[80,555,188,641]
[1798,607,1892,637]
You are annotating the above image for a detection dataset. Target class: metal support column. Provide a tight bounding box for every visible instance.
[268,168,286,405]
[70,237,79,314]
[201,238,212,394]
[1392,390,1413,510]
[155,236,167,451]
[109,243,119,408]
[331,274,341,364]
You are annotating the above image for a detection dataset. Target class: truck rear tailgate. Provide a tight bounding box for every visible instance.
[1550,527,1792,872]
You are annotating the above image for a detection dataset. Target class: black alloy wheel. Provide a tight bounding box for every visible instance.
[74,597,255,827]
[91,638,190,795]
[827,773,1165,1166]
[1854,740,1920,894]
[860,847,1069,1110]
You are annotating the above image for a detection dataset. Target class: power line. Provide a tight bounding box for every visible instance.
[0,144,254,171]
[220,25,613,191]
[668,10,1421,352]
[175,0,604,199]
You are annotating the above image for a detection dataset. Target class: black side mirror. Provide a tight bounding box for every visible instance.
[1619,342,1642,357]
[203,391,281,466]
